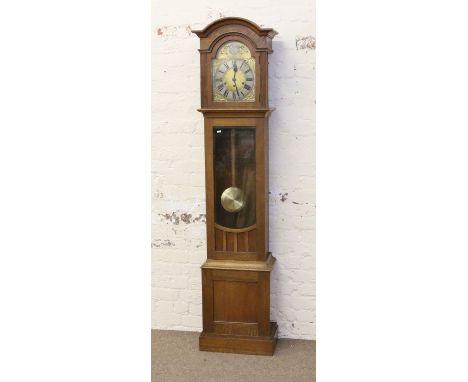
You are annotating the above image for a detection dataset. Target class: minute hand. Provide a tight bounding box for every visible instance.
[232,63,240,96]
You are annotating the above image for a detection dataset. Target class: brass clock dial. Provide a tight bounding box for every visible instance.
[214,60,254,101]
[212,41,256,102]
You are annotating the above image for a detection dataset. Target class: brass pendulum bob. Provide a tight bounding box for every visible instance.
[221,186,245,213]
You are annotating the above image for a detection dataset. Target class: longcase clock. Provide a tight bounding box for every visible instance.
[193,17,278,356]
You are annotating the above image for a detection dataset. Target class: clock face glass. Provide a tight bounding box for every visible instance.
[212,41,256,102]
[214,127,256,229]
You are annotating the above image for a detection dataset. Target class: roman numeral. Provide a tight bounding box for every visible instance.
[245,68,251,74]
[223,90,229,98]
[224,63,229,70]
[244,84,251,91]
[217,84,224,91]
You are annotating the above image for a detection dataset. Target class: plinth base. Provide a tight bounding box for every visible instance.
[199,322,278,356]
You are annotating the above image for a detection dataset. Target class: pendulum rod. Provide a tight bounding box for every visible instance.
[231,129,236,186]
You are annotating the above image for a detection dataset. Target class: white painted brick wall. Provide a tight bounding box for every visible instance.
[152,0,315,339]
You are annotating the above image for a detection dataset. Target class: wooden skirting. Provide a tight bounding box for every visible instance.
[199,322,278,356]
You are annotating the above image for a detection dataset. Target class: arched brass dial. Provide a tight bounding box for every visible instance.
[220,186,245,213]
[212,41,256,102]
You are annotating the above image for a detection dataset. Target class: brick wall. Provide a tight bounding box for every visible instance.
[152,1,315,339]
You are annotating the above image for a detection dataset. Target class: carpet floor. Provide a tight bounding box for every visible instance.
[152,329,316,382]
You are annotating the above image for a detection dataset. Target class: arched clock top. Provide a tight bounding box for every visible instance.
[192,17,278,53]
[192,17,277,38]
[194,18,277,109]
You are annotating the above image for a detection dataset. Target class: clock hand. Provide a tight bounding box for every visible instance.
[232,62,237,83]
[232,61,240,96]
[231,76,240,96]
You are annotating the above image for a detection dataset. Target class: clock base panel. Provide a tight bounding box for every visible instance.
[199,321,278,356]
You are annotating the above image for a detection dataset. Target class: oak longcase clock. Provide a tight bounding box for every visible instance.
[193,17,278,356]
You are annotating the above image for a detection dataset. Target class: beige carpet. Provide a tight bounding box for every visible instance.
[152,329,316,382]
